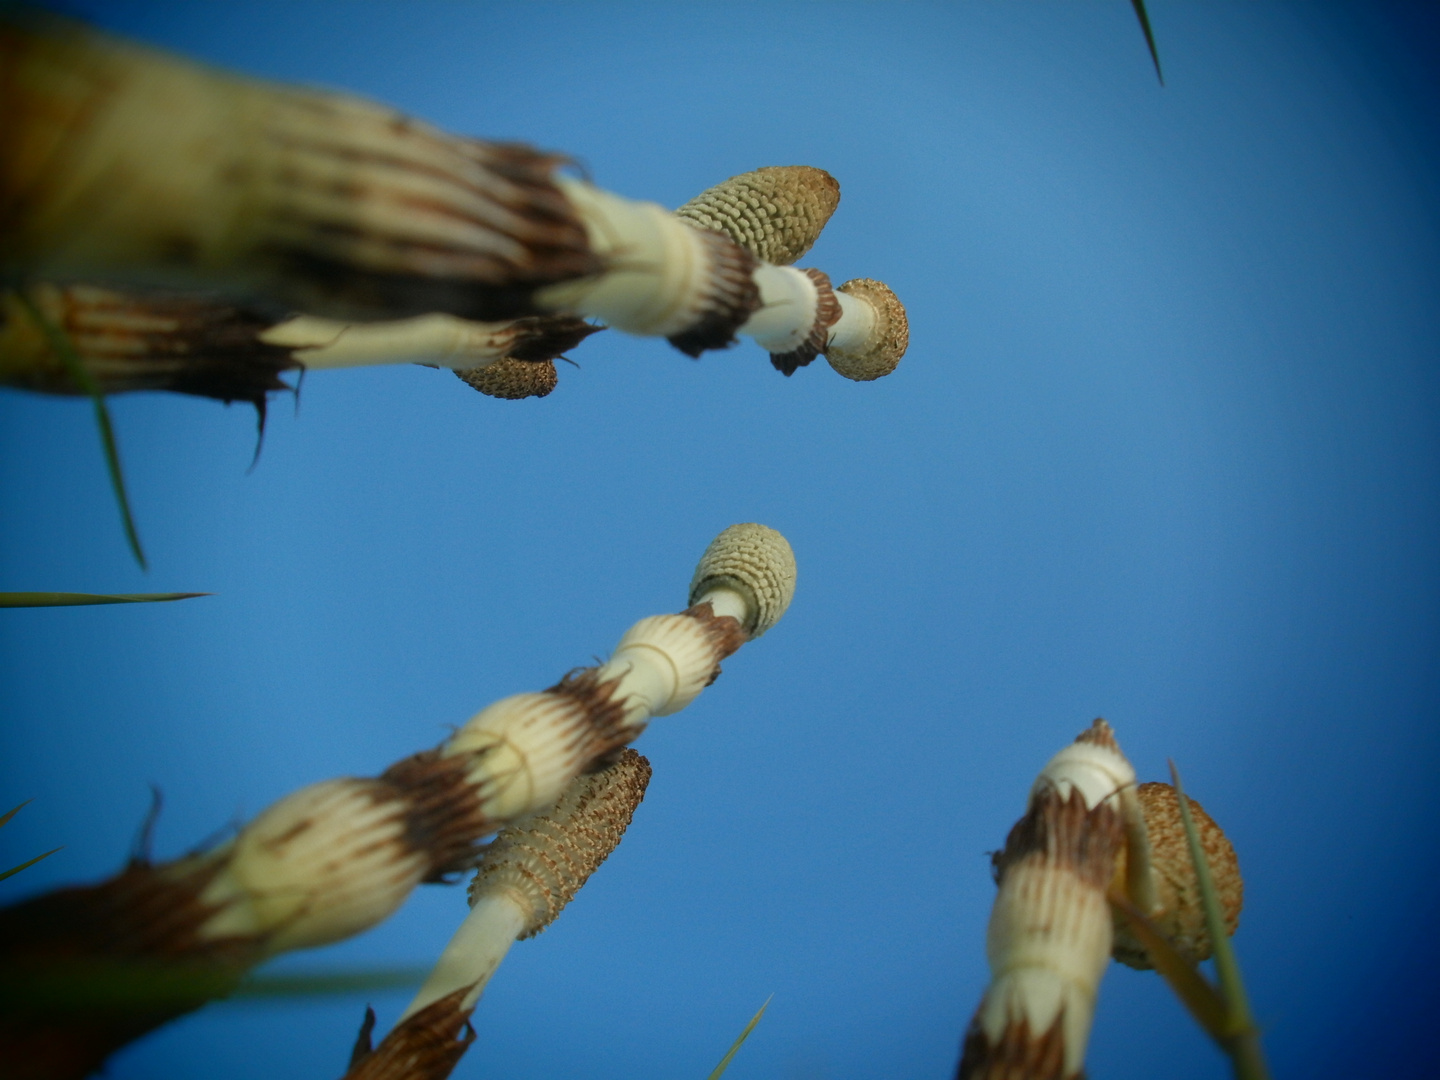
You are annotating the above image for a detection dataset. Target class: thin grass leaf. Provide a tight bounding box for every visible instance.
[707,995,771,1080]
[0,962,429,1011]
[0,802,61,879]
[14,292,147,570]
[1170,760,1271,1080]
[1130,0,1165,85]
[0,847,62,882]
[230,967,430,1001]
[1109,889,1229,1042]
[0,802,30,830]
[0,592,209,608]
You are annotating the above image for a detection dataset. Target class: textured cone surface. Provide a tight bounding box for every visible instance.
[456,357,557,399]
[825,278,908,381]
[688,523,796,638]
[469,749,651,937]
[675,166,840,265]
[1110,782,1243,970]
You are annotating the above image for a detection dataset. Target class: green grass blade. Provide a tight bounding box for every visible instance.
[1170,761,1270,1080]
[230,967,430,1001]
[0,592,210,608]
[706,995,772,1080]
[0,963,429,1011]
[15,291,147,570]
[1109,889,1229,1042]
[0,802,31,830]
[1130,0,1165,85]
[0,847,62,882]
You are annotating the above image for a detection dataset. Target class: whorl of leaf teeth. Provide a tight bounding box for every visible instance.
[959,720,1133,1080]
[675,166,841,266]
[1109,782,1243,970]
[0,525,793,1078]
[0,11,598,321]
[0,284,294,406]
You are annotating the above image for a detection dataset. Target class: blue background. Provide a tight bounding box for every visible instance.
[3,3,1438,1078]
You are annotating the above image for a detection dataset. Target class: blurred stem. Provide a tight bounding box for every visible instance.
[1169,760,1270,1080]
[14,291,147,570]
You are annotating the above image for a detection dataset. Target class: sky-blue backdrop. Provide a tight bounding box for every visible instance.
[3,4,1438,1079]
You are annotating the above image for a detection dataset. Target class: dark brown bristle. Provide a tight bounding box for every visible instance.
[340,987,476,1080]
[769,268,842,375]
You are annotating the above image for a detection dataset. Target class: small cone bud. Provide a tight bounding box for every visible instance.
[688,523,797,638]
[471,749,651,938]
[824,278,908,381]
[675,165,841,266]
[1110,782,1243,970]
[456,357,558,399]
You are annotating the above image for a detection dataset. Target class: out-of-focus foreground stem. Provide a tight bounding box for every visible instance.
[0,524,796,1080]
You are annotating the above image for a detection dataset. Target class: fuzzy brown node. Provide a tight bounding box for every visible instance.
[666,227,762,357]
[341,988,476,1080]
[994,785,1125,894]
[0,858,263,1080]
[769,267,842,376]
[957,1010,1072,1080]
[222,115,606,322]
[0,285,295,407]
[377,750,497,883]
[544,667,634,761]
[0,14,601,322]
[680,601,749,684]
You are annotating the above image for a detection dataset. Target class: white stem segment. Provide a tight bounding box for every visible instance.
[402,749,652,1019]
[741,265,819,354]
[538,179,723,337]
[961,720,1135,1080]
[402,892,527,1017]
[826,290,875,353]
[259,313,518,371]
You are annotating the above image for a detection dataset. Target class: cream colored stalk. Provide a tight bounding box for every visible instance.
[0,283,597,407]
[1,11,597,321]
[677,168,907,378]
[0,524,795,1078]
[536,178,909,378]
[0,284,595,405]
[958,720,1134,1080]
[402,748,651,1018]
